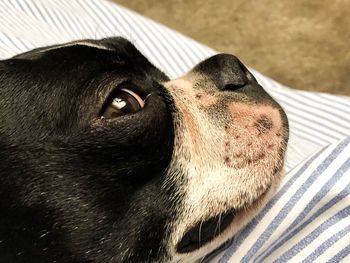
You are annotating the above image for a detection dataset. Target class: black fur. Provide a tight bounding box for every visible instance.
[0,37,175,262]
[0,37,288,263]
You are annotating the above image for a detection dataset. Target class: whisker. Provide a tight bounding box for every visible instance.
[214,212,223,237]
[198,219,204,247]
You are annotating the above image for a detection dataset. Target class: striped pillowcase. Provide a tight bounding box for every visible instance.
[205,137,350,262]
[0,0,349,262]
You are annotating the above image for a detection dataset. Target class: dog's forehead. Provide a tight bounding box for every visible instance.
[13,37,137,60]
[9,37,169,88]
[14,41,111,59]
[0,38,169,141]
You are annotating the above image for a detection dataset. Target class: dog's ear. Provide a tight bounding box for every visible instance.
[0,60,24,141]
[0,59,45,144]
[0,62,12,141]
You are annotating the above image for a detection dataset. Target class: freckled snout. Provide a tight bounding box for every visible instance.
[193,54,257,92]
[163,53,289,259]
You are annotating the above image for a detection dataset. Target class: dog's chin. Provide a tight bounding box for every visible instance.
[172,167,283,263]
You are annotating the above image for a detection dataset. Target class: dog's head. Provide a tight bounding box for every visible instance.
[0,37,288,262]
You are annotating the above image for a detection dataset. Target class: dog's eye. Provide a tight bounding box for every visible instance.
[102,88,144,119]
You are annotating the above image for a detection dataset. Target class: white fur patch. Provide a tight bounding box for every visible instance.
[33,40,112,54]
[161,73,287,262]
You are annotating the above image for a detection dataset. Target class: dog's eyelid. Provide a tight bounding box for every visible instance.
[99,84,145,119]
[120,88,145,108]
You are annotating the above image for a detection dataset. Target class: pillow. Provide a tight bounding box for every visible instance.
[1,0,349,261]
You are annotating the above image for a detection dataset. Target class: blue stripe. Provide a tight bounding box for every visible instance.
[270,88,350,133]
[0,32,25,52]
[17,1,58,40]
[146,24,194,75]
[88,0,129,37]
[318,93,350,111]
[166,31,206,68]
[13,35,32,50]
[270,179,350,258]
[191,37,216,58]
[302,224,350,263]
[84,0,132,38]
[274,87,350,123]
[129,15,187,77]
[103,2,174,75]
[125,17,185,77]
[239,138,350,262]
[19,0,44,22]
[288,118,336,144]
[0,1,27,34]
[50,6,83,37]
[274,205,350,262]
[91,0,129,36]
[174,32,215,63]
[55,1,91,37]
[256,79,350,141]
[75,0,110,36]
[111,9,176,75]
[34,0,85,40]
[219,148,326,262]
[90,0,122,37]
[136,17,197,72]
[29,1,78,39]
[272,98,349,140]
[29,1,51,24]
[256,156,350,261]
[262,78,350,117]
[327,243,350,263]
[256,157,350,262]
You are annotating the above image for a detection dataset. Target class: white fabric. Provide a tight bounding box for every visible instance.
[0,0,349,262]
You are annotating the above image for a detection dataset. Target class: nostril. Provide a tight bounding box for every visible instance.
[193,53,257,91]
[218,55,250,91]
[223,60,249,91]
[225,83,246,92]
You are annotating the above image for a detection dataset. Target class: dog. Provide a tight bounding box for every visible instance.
[0,37,289,262]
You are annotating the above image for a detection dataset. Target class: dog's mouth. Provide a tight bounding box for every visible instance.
[175,181,274,254]
[176,208,236,253]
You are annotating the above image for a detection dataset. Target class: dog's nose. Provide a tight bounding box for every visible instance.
[193,54,256,91]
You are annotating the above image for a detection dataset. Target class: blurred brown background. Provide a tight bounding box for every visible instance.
[112,0,350,96]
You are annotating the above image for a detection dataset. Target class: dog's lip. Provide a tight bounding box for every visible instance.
[176,208,236,254]
[175,195,259,254]
[175,168,279,255]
